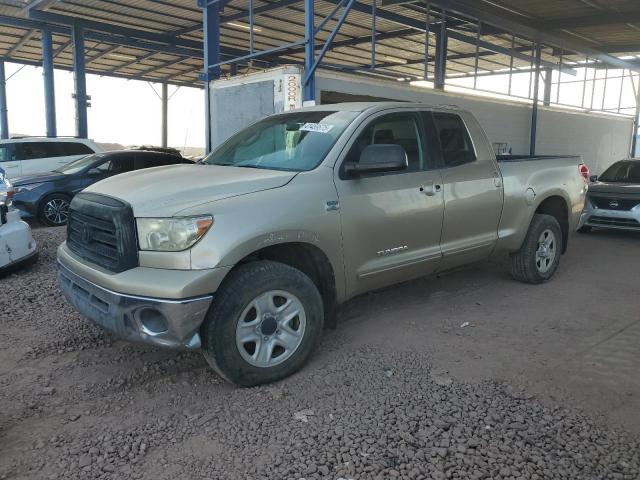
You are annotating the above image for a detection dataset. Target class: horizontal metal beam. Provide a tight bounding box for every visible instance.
[546,11,640,29]
[1,56,201,89]
[323,1,574,74]
[28,10,202,51]
[427,0,640,71]
[598,44,640,54]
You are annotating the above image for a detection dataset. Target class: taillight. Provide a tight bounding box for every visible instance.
[579,163,590,183]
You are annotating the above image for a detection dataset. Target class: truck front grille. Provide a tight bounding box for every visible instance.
[590,196,639,211]
[589,216,640,230]
[66,193,138,273]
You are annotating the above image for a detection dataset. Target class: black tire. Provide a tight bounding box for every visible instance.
[510,214,562,284]
[201,260,324,387]
[578,225,592,233]
[38,193,71,227]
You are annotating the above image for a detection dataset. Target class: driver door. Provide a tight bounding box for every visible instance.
[334,110,444,297]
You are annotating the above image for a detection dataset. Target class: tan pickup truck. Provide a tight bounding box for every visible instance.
[57,102,588,386]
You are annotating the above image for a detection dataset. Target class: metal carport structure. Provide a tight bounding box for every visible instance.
[0,0,639,153]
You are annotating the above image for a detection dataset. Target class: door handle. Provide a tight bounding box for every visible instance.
[420,184,442,196]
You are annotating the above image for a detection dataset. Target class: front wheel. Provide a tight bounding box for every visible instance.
[38,193,71,226]
[201,260,323,387]
[510,214,562,284]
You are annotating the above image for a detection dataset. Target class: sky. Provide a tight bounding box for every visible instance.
[3,61,637,150]
[3,62,205,149]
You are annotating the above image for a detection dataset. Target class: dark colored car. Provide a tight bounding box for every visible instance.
[12,150,190,226]
[579,158,640,233]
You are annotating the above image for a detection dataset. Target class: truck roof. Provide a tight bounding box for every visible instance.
[298,101,467,114]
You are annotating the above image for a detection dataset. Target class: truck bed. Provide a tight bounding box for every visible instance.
[497,154,581,163]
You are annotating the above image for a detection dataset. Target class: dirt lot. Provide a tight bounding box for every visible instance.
[1,227,639,480]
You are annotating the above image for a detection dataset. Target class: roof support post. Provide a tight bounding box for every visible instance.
[303,0,316,103]
[42,27,57,138]
[530,43,542,156]
[0,61,8,140]
[543,67,552,107]
[161,82,168,148]
[202,0,221,153]
[632,74,640,158]
[72,22,88,138]
[434,14,447,89]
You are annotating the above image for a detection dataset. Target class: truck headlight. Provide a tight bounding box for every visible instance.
[136,216,213,251]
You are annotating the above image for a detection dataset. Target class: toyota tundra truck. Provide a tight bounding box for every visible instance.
[57,103,588,386]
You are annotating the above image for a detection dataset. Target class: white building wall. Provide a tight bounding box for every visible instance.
[316,72,633,174]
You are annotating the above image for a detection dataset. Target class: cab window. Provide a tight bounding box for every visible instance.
[345,112,426,173]
[432,113,477,167]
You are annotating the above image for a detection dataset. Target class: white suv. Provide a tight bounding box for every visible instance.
[0,137,102,178]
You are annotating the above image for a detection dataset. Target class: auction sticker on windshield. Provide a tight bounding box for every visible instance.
[300,123,334,133]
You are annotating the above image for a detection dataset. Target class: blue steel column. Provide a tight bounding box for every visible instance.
[72,23,88,138]
[434,15,447,90]
[42,27,57,137]
[0,61,8,140]
[304,0,315,102]
[632,78,640,158]
[202,0,221,154]
[529,43,542,156]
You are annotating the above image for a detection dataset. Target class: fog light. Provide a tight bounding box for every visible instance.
[137,308,169,334]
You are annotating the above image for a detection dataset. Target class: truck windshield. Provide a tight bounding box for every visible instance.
[202,110,358,172]
[599,160,640,183]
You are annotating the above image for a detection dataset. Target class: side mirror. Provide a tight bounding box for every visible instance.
[590,175,598,183]
[344,144,408,176]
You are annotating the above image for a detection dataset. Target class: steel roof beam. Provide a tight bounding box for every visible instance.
[426,0,640,71]
[1,56,201,89]
[6,29,37,56]
[545,11,640,29]
[28,10,202,51]
[322,0,573,74]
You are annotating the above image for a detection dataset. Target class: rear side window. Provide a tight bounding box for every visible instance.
[17,142,56,160]
[432,113,477,167]
[56,142,95,156]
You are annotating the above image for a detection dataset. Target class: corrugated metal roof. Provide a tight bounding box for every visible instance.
[0,0,638,88]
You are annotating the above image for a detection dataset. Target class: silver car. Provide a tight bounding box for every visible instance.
[579,159,640,233]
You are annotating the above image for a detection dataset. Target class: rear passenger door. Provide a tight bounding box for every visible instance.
[430,111,503,268]
[17,142,58,174]
[335,110,445,297]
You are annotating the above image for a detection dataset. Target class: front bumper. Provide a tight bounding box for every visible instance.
[0,209,37,269]
[58,261,213,349]
[579,204,640,232]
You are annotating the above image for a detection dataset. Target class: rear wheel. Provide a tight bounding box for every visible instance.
[201,260,323,387]
[510,214,562,284]
[38,193,71,227]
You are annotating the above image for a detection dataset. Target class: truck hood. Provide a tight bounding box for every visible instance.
[589,182,640,196]
[85,164,297,217]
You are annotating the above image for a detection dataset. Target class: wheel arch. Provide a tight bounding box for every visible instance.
[533,194,570,253]
[229,242,339,328]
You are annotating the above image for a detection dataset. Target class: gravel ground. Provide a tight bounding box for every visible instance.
[1,227,639,480]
